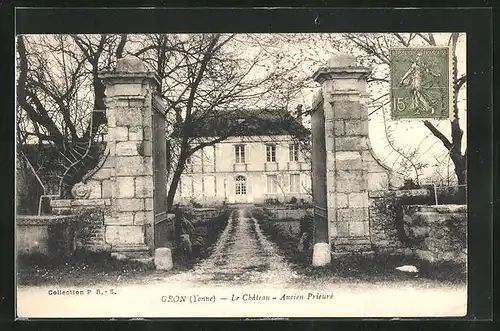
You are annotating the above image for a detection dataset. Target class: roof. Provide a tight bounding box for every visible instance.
[170,108,310,138]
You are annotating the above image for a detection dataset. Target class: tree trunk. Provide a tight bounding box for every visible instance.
[166,154,187,211]
[452,153,467,185]
[166,168,182,212]
[92,75,107,128]
[451,152,467,203]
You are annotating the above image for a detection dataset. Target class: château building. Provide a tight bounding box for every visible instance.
[172,109,312,205]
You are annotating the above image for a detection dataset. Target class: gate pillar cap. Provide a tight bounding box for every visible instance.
[116,55,147,73]
[327,54,356,68]
[313,54,371,83]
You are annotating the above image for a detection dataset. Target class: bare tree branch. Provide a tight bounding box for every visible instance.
[423,120,453,150]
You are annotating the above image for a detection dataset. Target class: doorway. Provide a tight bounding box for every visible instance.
[234,175,247,203]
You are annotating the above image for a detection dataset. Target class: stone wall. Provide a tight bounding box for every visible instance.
[403,204,467,263]
[51,199,111,252]
[263,207,313,220]
[17,214,81,258]
[368,189,432,254]
[368,189,467,264]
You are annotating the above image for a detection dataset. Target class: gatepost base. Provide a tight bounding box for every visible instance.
[111,244,152,262]
[332,236,372,253]
[312,243,331,266]
[154,247,173,270]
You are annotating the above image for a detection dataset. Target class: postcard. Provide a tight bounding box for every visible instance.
[16,30,467,318]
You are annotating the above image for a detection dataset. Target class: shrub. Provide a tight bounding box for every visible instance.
[252,207,312,266]
[435,186,467,204]
[399,180,466,205]
[250,207,273,221]
[189,199,203,208]
[297,198,313,208]
[299,213,313,234]
[401,178,420,190]
[289,196,298,205]
[264,198,281,206]
[172,206,231,268]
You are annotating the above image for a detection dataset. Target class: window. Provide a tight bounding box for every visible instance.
[180,176,193,197]
[266,144,276,162]
[204,175,215,197]
[235,145,245,163]
[290,174,301,193]
[202,146,215,164]
[289,143,299,162]
[267,175,278,194]
[235,175,246,195]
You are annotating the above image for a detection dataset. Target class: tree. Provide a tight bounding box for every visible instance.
[17,34,134,198]
[334,33,467,185]
[16,33,308,206]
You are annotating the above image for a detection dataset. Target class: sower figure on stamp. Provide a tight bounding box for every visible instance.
[399,53,441,114]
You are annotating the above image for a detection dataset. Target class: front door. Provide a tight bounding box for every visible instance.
[234,175,247,203]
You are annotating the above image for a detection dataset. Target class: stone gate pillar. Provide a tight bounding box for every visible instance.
[311,54,392,263]
[98,56,160,259]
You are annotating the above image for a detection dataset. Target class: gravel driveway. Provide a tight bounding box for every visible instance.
[164,208,300,286]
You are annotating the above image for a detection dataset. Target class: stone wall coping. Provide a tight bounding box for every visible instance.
[17,214,78,225]
[51,198,112,208]
[368,188,431,198]
[262,206,314,211]
[191,208,218,212]
[177,207,221,212]
[49,199,71,208]
[406,204,467,213]
[329,90,363,95]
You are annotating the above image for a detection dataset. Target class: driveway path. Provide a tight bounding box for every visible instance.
[165,208,298,286]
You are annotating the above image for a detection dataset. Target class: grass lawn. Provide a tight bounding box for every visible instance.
[17,210,232,287]
[16,252,177,286]
[293,253,467,286]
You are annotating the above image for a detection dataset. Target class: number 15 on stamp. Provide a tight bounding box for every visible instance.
[390,47,452,120]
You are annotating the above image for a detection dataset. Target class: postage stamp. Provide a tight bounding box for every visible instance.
[390,47,452,120]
